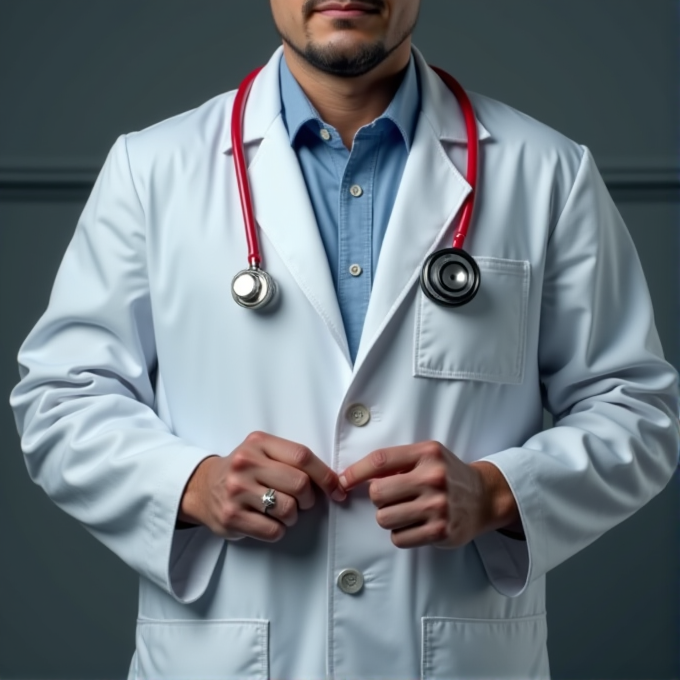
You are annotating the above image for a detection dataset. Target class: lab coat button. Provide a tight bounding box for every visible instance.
[347,404,370,427]
[349,184,363,197]
[337,568,364,594]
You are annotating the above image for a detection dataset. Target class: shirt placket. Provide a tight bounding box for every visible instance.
[337,130,380,362]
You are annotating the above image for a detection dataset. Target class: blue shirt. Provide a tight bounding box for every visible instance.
[279,56,421,362]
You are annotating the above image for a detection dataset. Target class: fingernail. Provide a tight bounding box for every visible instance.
[339,475,348,489]
[332,488,346,502]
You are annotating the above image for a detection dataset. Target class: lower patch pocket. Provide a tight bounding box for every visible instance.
[422,615,549,679]
[135,618,269,680]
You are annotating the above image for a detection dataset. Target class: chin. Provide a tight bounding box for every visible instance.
[316,32,381,53]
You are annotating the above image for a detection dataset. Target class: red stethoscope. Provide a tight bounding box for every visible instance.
[231,64,480,310]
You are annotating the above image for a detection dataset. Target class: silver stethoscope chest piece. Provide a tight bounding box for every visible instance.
[420,247,481,307]
[231,266,277,309]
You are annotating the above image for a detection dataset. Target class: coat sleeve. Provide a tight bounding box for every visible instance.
[9,135,225,604]
[474,146,680,597]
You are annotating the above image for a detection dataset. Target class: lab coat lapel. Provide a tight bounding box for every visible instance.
[353,53,478,372]
[248,125,350,363]
[224,47,350,365]
[354,123,470,371]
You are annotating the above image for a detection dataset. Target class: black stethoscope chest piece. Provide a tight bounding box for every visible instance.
[420,247,481,307]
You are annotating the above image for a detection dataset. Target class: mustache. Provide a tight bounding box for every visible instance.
[301,0,386,19]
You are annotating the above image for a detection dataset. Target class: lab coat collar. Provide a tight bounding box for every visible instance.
[220,45,491,153]
[220,47,284,153]
[412,46,491,144]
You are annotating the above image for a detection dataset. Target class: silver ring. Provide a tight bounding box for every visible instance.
[261,488,277,514]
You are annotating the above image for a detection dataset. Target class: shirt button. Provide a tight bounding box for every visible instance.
[349,264,363,277]
[337,568,364,595]
[320,128,331,141]
[349,184,363,197]
[347,404,370,427]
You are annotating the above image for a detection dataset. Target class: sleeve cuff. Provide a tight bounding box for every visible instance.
[167,524,226,602]
[475,528,530,597]
[473,450,543,597]
[148,447,226,603]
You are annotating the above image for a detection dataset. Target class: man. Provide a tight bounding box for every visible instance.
[10,1,679,678]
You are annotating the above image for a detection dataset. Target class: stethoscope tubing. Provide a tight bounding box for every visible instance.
[231,65,264,268]
[230,61,480,309]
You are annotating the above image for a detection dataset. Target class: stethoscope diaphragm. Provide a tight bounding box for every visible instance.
[420,247,481,307]
[231,266,277,309]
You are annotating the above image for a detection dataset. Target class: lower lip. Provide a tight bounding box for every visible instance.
[317,9,375,18]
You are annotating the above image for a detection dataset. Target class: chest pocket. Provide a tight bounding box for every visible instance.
[414,257,530,384]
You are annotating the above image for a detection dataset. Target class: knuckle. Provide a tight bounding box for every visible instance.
[245,430,266,445]
[423,467,447,490]
[429,521,449,543]
[370,448,388,469]
[291,445,313,468]
[291,473,311,497]
[265,522,285,542]
[224,475,246,497]
[427,495,449,518]
[368,480,383,504]
[422,440,443,460]
[375,508,389,528]
[319,468,337,491]
[218,503,239,529]
[279,497,298,521]
[229,449,252,472]
[391,532,406,549]
[298,490,316,511]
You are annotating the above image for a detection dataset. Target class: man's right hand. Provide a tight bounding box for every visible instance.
[177,431,347,542]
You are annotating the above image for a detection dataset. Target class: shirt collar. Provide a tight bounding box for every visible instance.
[279,53,420,151]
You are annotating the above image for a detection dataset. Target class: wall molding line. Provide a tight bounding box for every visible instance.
[1,163,679,197]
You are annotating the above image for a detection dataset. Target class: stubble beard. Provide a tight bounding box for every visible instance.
[276,17,417,78]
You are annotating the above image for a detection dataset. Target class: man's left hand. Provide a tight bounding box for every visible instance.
[339,442,520,549]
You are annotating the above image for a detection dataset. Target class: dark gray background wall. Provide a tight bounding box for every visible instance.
[1,1,678,678]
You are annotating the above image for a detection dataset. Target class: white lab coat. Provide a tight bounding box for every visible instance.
[10,46,679,680]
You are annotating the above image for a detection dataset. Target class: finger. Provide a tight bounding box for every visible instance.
[375,498,430,531]
[340,444,424,491]
[246,431,346,502]
[256,461,315,510]
[227,509,287,543]
[368,470,421,508]
[255,486,299,527]
[390,521,449,550]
